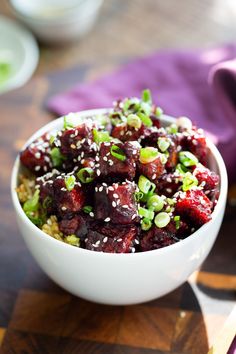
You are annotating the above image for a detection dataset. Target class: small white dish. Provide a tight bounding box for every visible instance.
[11,110,228,305]
[0,15,39,94]
[9,0,104,43]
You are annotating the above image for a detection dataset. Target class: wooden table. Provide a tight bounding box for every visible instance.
[0,1,236,353]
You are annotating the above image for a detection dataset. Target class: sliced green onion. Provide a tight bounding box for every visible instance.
[155,107,163,117]
[50,147,66,167]
[138,175,156,195]
[159,153,168,165]
[147,194,164,212]
[174,215,180,230]
[154,212,170,228]
[77,167,94,183]
[166,123,178,134]
[83,205,93,214]
[123,98,140,112]
[110,112,123,126]
[158,137,170,152]
[135,191,144,202]
[65,234,80,247]
[63,116,74,130]
[49,135,55,145]
[42,196,52,210]
[139,147,159,164]
[93,129,110,144]
[127,114,142,129]
[137,112,153,127]
[182,172,198,191]
[138,207,154,220]
[141,218,152,231]
[23,189,40,213]
[25,211,44,227]
[110,145,126,161]
[179,151,198,167]
[175,163,188,175]
[166,198,176,206]
[142,89,152,104]
[65,175,76,191]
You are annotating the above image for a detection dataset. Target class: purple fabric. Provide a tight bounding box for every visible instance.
[228,336,236,354]
[48,44,236,183]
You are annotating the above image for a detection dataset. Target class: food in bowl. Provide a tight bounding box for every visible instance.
[17,90,220,253]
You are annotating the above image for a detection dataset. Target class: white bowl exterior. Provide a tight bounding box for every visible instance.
[11,110,228,305]
[10,0,104,43]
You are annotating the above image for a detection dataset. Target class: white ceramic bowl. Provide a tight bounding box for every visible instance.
[9,0,104,43]
[11,109,228,305]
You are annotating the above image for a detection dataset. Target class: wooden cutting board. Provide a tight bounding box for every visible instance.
[0,67,235,354]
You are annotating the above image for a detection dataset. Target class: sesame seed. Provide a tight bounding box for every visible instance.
[104,217,110,222]
[113,193,119,198]
[108,187,114,191]
[95,187,98,192]
[166,188,172,193]
[99,186,103,192]
[95,240,100,246]
[89,212,94,217]
[135,239,139,244]
[35,165,40,171]
[97,169,101,176]
[103,237,108,243]
[35,152,41,159]
[131,214,136,220]
[103,156,108,161]
[112,201,116,207]
[117,238,122,242]
[152,174,157,180]
[122,205,128,208]
[131,247,136,253]
[61,206,67,211]
[95,156,99,162]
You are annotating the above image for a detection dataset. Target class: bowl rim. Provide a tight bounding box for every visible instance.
[11,108,228,258]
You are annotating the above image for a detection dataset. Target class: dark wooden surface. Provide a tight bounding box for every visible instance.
[0,1,236,353]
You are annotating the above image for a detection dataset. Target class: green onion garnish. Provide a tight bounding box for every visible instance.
[25,212,44,227]
[138,207,154,220]
[134,191,144,201]
[154,212,170,228]
[175,163,188,175]
[142,89,152,104]
[83,205,93,214]
[65,234,80,247]
[138,175,156,195]
[50,147,66,167]
[158,137,170,152]
[23,189,40,213]
[182,172,198,191]
[49,135,55,145]
[137,112,153,127]
[155,107,163,117]
[63,116,74,130]
[127,114,142,129]
[110,145,126,161]
[93,129,110,144]
[166,123,178,134]
[147,194,164,212]
[141,218,152,231]
[77,167,94,183]
[179,151,198,167]
[174,215,180,230]
[139,147,159,164]
[65,175,76,191]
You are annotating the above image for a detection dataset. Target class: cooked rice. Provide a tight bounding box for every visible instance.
[16,175,35,203]
[17,177,80,247]
[42,215,80,247]
[42,215,64,242]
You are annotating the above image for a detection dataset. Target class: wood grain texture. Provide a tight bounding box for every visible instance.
[0,0,236,353]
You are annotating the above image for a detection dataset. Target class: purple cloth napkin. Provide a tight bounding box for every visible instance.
[48,44,236,183]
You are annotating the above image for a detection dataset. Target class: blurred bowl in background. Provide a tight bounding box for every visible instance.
[9,0,104,44]
[0,15,38,94]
